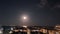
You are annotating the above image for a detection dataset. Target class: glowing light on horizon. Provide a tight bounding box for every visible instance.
[23,25,27,28]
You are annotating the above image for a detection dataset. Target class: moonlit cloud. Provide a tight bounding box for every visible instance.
[38,0,48,8]
[38,0,60,9]
[54,4,60,8]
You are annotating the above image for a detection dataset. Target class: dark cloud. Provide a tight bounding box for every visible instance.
[38,0,60,9]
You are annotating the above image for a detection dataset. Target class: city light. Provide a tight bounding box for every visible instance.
[32,30,39,32]
[11,27,13,30]
[23,25,27,28]
[20,29,23,32]
[14,30,19,32]
[0,30,3,34]
[9,31,13,34]
[0,28,3,34]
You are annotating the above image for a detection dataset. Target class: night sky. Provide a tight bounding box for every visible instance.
[0,0,60,26]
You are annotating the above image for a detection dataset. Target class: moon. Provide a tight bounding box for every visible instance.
[24,17,27,19]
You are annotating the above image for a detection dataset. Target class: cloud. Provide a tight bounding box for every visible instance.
[53,3,60,8]
[37,0,60,9]
[39,0,48,8]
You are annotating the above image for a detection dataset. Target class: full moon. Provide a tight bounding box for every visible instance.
[24,17,27,19]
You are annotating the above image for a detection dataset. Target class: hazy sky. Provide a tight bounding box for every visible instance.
[0,0,60,26]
